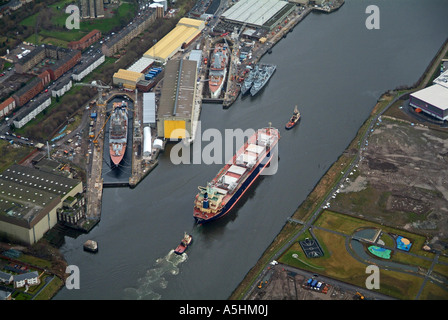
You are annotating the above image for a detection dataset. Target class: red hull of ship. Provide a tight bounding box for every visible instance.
[110,143,126,166]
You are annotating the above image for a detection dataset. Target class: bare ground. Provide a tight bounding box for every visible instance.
[333,118,448,252]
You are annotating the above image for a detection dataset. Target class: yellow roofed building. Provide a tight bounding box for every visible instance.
[113,69,145,90]
[144,18,205,63]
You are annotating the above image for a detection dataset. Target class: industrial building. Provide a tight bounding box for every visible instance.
[220,0,296,30]
[143,18,205,63]
[127,57,155,74]
[409,69,448,121]
[0,164,83,245]
[143,92,156,126]
[157,59,198,139]
[188,49,203,71]
[409,84,448,121]
[112,69,145,90]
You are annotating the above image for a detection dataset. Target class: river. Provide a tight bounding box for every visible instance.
[54,0,448,300]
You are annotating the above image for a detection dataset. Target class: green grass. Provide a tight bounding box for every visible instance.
[20,1,137,44]
[34,276,64,300]
[0,140,34,173]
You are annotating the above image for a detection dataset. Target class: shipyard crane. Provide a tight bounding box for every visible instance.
[74,80,111,106]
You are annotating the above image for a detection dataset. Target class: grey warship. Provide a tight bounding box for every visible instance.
[250,64,276,96]
[240,65,258,95]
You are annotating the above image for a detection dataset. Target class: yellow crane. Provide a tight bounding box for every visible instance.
[92,112,112,146]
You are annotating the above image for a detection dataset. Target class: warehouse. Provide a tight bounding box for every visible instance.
[188,49,203,71]
[157,59,198,139]
[0,164,83,245]
[143,92,156,126]
[143,18,205,63]
[127,56,155,74]
[409,84,448,121]
[113,69,145,90]
[220,0,295,30]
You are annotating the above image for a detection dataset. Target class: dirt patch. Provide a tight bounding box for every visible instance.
[332,119,448,251]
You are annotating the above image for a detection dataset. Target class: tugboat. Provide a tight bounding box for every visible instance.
[285,105,300,130]
[174,233,193,255]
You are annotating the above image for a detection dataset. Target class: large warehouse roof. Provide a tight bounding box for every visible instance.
[410,84,448,111]
[158,59,197,119]
[221,0,289,27]
[143,18,204,62]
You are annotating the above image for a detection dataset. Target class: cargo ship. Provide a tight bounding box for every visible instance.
[109,101,128,166]
[208,42,228,98]
[193,125,280,224]
[250,64,276,96]
[240,65,257,95]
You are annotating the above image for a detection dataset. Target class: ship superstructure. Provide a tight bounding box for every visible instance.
[240,65,258,95]
[250,64,276,96]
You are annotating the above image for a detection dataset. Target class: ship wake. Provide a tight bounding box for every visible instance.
[123,250,188,300]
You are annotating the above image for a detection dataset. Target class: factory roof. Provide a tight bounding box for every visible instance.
[127,57,155,73]
[0,164,81,227]
[113,69,144,82]
[143,18,204,62]
[158,59,197,119]
[410,84,448,111]
[221,0,289,27]
[143,92,156,124]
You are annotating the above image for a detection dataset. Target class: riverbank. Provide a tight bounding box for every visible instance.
[230,36,448,300]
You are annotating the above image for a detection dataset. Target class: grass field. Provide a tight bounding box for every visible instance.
[279,226,428,299]
[0,140,33,173]
[21,1,136,45]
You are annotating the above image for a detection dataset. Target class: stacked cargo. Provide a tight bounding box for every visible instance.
[145,67,163,80]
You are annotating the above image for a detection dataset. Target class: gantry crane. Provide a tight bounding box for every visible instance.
[74,80,111,106]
